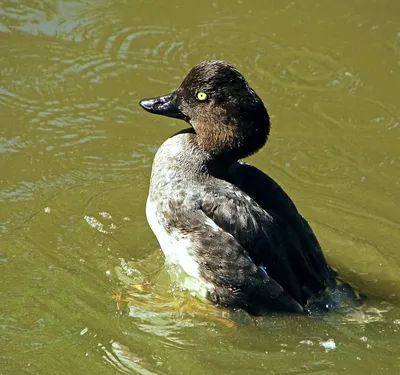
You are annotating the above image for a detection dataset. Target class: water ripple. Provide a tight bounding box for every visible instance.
[252,43,361,94]
[0,88,40,111]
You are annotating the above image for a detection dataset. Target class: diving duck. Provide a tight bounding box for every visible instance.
[139,60,340,315]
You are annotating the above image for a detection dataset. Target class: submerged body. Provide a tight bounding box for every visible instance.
[140,61,342,315]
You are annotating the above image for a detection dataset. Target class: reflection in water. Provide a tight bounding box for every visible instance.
[1,0,400,374]
[104,341,162,375]
[114,258,199,347]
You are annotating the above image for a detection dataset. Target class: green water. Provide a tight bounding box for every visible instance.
[1,1,399,374]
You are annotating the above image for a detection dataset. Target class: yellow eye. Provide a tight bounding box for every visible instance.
[196,92,208,101]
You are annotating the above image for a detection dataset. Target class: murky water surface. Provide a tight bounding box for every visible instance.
[1,1,399,374]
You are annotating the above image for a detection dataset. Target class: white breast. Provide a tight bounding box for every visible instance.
[146,198,214,298]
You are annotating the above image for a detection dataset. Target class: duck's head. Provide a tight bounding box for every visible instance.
[140,60,270,164]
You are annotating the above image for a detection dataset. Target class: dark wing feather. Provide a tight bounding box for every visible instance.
[165,195,303,314]
[200,185,325,306]
[225,161,337,290]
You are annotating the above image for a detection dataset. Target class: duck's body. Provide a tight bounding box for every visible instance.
[140,61,341,315]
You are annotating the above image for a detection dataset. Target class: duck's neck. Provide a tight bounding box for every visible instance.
[191,122,269,169]
[165,117,269,179]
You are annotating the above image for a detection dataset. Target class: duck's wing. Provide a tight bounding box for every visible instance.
[164,195,303,314]
[226,161,337,289]
[200,185,328,307]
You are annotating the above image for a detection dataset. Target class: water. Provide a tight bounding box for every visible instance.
[1,0,399,374]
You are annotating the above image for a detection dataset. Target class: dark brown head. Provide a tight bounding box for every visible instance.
[140,61,270,164]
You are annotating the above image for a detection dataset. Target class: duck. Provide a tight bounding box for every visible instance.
[139,60,343,315]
